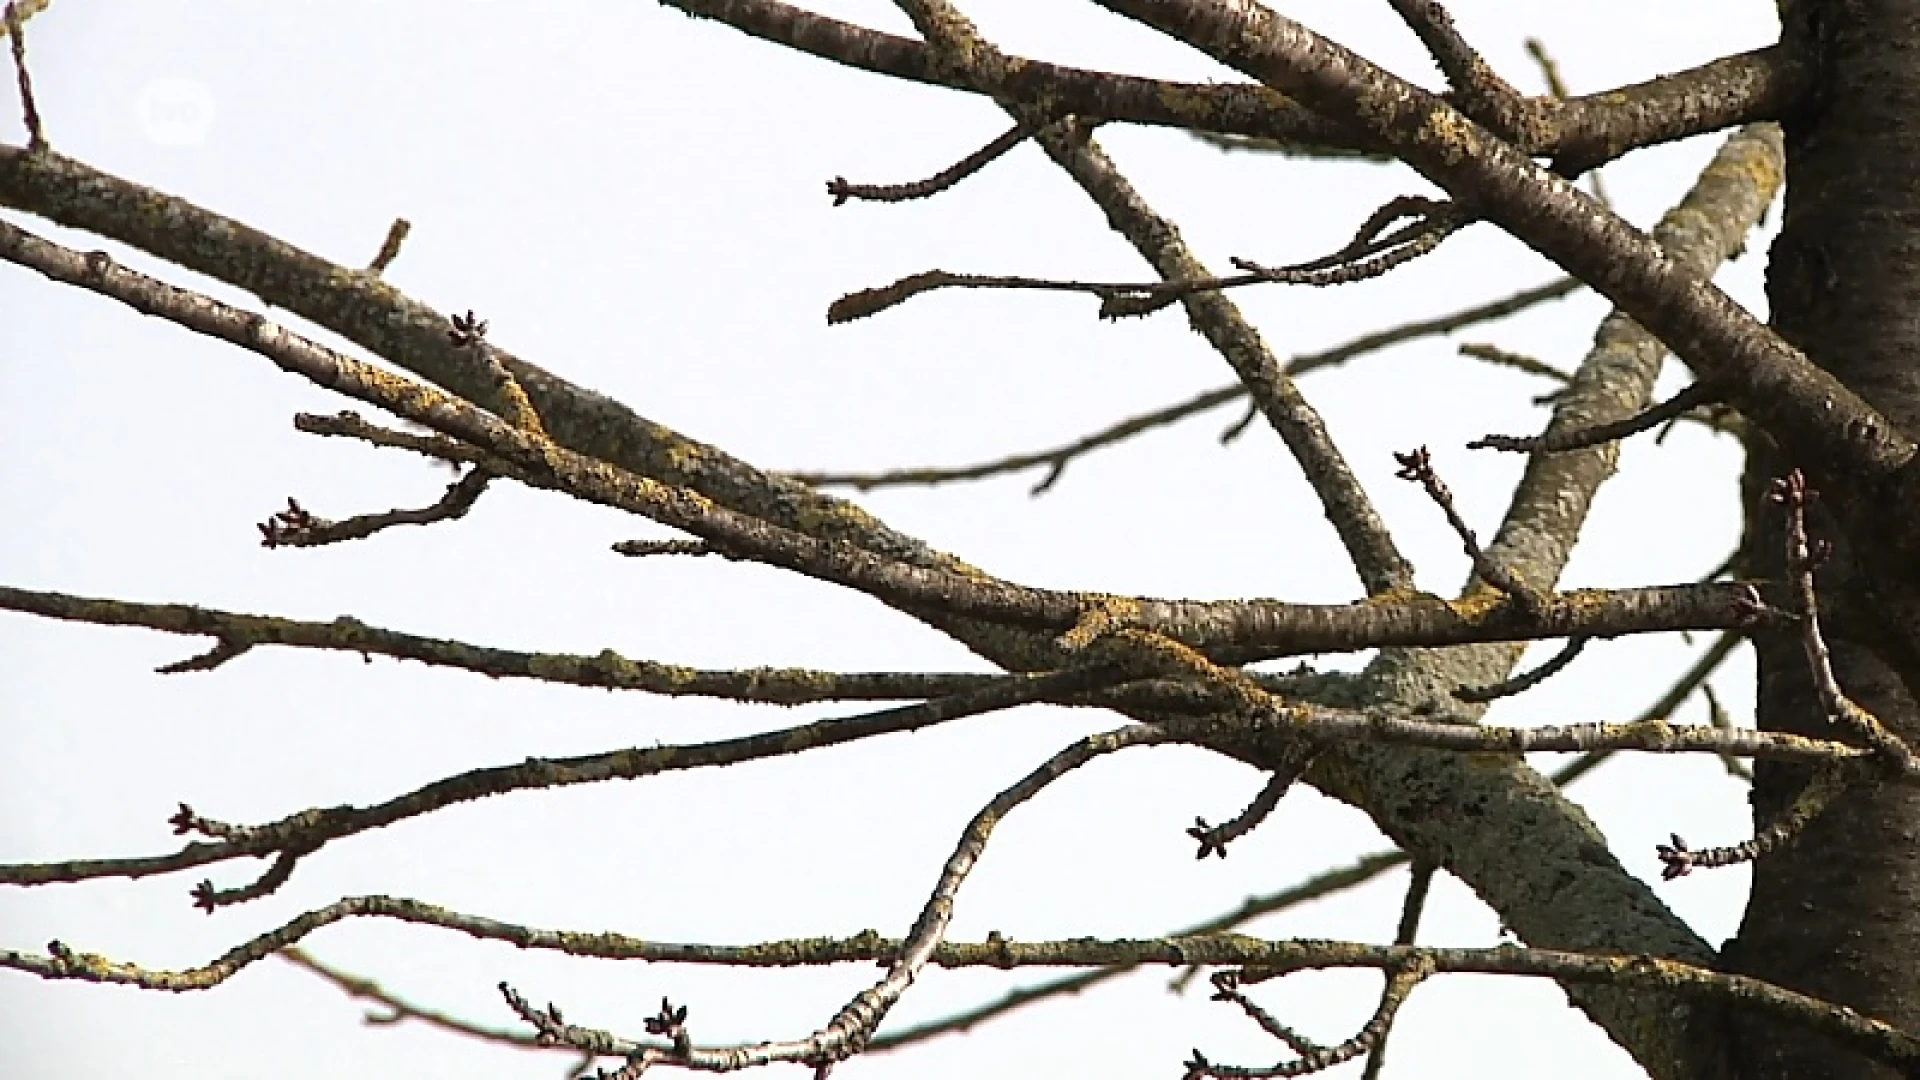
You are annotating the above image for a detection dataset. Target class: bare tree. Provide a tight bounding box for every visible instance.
[3,2,1917,1078]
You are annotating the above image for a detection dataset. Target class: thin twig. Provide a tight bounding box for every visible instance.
[1206,970,1329,1061]
[295,410,487,467]
[1200,960,1431,1078]
[367,217,411,274]
[0,583,1027,702]
[1387,0,1524,117]
[796,278,1575,493]
[1652,470,1919,878]
[0,666,1128,894]
[1657,764,1850,879]
[1362,863,1436,1080]
[828,119,1048,205]
[1772,470,1919,770]
[1454,341,1570,384]
[1471,381,1719,454]
[256,470,492,549]
[1455,636,1588,703]
[613,539,722,559]
[1523,37,1574,102]
[1393,863,1435,948]
[827,198,1465,325]
[1087,628,1865,773]
[280,948,570,1055]
[1394,446,1539,606]
[4,0,44,150]
[1189,765,1307,859]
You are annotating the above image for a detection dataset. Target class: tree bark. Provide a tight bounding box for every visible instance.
[1728,4,1920,1077]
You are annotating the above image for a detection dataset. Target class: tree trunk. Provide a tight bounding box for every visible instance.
[1727,4,1920,1076]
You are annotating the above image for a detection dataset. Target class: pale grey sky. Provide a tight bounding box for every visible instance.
[1,3,1778,1077]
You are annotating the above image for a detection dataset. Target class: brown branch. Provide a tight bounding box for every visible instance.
[1657,764,1852,880]
[294,410,486,466]
[256,469,492,549]
[366,217,410,274]
[0,142,982,611]
[18,907,1920,1069]
[1033,128,1416,594]
[1394,445,1540,606]
[1454,636,1587,703]
[0,215,1124,636]
[1188,763,1307,859]
[1360,863,1436,1080]
[1208,971,1330,1062]
[0,0,46,36]
[0,584,1020,701]
[0,572,1781,681]
[1172,105,1786,1078]
[1222,200,1465,290]
[1523,37,1612,206]
[1386,0,1533,144]
[1199,960,1429,1078]
[827,118,1046,205]
[1118,626,1864,769]
[827,195,1465,325]
[0,23,1827,1068]
[1471,381,1720,454]
[793,382,1244,494]
[3,2,44,151]
[613,538,722,559]
[1772,469,1920,770]
[1293,694,1851,764]
[1454,341,1571,386]
[656,1,1805,171]
[1092,628,1856,794]
[453,315,546,436]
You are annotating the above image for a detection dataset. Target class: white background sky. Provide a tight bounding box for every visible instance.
[0,3,1782,1077]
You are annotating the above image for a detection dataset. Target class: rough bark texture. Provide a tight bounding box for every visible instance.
[1727,3,1920,1078]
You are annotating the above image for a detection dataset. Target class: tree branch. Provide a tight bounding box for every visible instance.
[657,1,1804,171]
[0,666,1122,893]
[13,909,1917,1071]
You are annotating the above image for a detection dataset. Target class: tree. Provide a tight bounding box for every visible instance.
[0,1,1909,1077]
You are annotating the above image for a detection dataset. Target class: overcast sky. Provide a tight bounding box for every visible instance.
[1,3,1781,1078]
